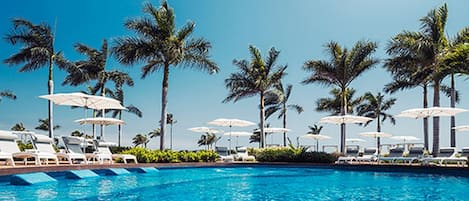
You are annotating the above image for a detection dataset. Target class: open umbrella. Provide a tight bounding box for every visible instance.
[255,127,291,146]
[453,125,469,131]
[360,131,393,153]
[346,138,366,143]
[74,117,124,140]
[187,127,222,134]
[223,131,252,148]
[301,134,331,151]
[391,136,420,152]
[208,118,256,151]
[396,107,468,118]
[320,115,373,153]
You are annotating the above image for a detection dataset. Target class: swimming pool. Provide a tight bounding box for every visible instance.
[0,166,468,200]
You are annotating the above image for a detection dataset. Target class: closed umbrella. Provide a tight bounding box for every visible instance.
[208,118,256,151]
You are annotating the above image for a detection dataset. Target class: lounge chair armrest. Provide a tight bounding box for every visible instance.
[24,149,39,153]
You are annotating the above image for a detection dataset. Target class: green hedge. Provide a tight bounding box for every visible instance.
[120,147,219,163]
[249,147,338,163]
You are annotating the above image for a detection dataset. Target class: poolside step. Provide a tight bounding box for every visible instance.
[10,172,57,185]
[104,168,131,175]
[130,167,160,173]
[65,170,99,179]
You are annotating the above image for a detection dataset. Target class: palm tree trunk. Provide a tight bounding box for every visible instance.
[48,56,54,139]
[260,92,266,148]
[282,106,287,147]
[340,88,346,153]
[450,73,456,147]
[100,86,105,139]
[432,81,440,156]
[423,85,429,151]
[160,64,170,151]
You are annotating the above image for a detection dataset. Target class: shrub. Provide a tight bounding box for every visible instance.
[250,146,337,163]
[120,147,218,163]
[17,141,33,151]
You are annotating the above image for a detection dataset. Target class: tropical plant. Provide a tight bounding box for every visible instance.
[224,45,287,148]
[356,92,396,152]
[4,18,70,138]
[316,88,364,115]
[132,133,149,148]
[265,83,303,146]
[70,130,92,139]
[0,90,16,103]
[35,118,60,131]
[112,1,219,150]
[250,123,271,144]
[148,128,161,145]
[11,122,25,131]
[302,40,378,153]
[197,132,220,150]
[307,124,323,152]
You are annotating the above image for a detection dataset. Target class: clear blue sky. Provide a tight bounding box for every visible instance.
[1,0,469,151]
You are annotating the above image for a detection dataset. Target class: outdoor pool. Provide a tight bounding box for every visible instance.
[0,166,468,200]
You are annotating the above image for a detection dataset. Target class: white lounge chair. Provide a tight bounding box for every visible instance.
[61,136,89,164]
[396,146,424,164]
[29,134,60,165]
[235,146,255,161]
[0,130,52,166]
[378,148,404,164]
[422,147,467,166]
[215,146,234,162]
[336,146,359,163]
[94,141,137,164]
[356,147,377,163]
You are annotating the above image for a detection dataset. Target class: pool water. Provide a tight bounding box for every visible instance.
[0,167,468,201]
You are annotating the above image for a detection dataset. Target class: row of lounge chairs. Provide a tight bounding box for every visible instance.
[215,146,255,162]
[337,146,469,166]
[0,130,137,166]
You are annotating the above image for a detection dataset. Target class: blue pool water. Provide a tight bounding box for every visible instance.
[0,166,468,201]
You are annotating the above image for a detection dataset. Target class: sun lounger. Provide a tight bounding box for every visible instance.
[215,146,234,162]
[94,141,137,164]
[356,147,377,163]
[378,148,404,164]
[29,134,60,165]
[421,147,466,166]
[336,146,359,163]
[395,146,424,164]
[235,146,255,161]
[0,131,57,166]
[61,136,89,164]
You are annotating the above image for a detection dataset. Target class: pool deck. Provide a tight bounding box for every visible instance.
[1,162,468,177]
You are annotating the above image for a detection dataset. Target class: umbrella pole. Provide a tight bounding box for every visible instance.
[229,125,232,154]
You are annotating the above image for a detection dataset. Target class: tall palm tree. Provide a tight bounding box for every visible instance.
[11,122,25,131]
[0,90,16,103]
[224,45,287,148]
[316,88,364,115]
[35,118,60,131]
[133,133,149,148]
[302,40,378,153]
[307,124,323,152]
[112,1,219,150]
[4,18,70,138]
[265,83,303,146]
[356,92,396,153]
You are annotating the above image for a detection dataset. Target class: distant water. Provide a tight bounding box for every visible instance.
[0,167,468,201]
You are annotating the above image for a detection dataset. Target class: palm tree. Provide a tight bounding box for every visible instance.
[307,124,323,152]
[148,128,161,144]
[356,92,396,153]
[249,123,271,144]
[224,45,287,148]
[0,91,16,103]
[132,133,149,148]
[11,122,25,131]
[35,118,60,131]
[4,18,70,138]
[112,1,219,150]
[302,40,378,153]
[316,88,364,115]
[265,83,303,146]
[166,113,177,150]
[197,132,220,150]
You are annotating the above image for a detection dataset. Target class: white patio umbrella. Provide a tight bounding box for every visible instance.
[346,138,366,143]
[397,107,468,118]
[453,125,469,132]
[40,92,126,139]
[320,115,373,153]
[391,136,420,152]
[74,117,124,140]
[360,131,393,153]
[255,127,291,146]
[301,134,331,151]
[208,118,256,151]
[187,127,222,134]
[224,131,252,148]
